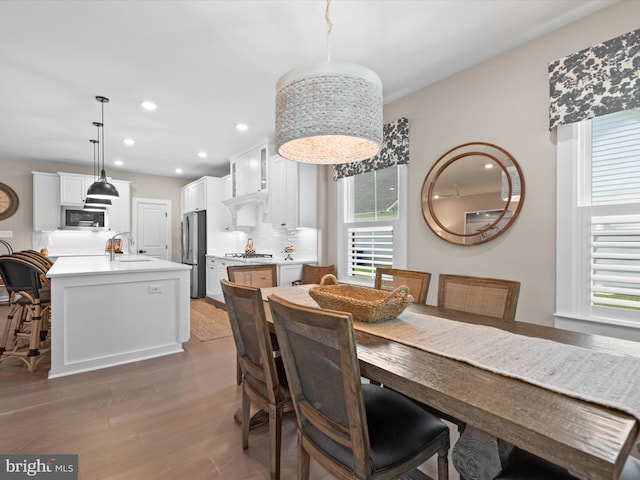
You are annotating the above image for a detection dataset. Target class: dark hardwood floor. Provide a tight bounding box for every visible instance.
[0,302,457,479]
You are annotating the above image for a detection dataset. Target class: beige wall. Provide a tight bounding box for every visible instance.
[0,158,190,261]
[324,1,640,326]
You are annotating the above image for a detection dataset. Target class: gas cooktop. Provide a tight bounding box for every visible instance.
[224,253,273,259]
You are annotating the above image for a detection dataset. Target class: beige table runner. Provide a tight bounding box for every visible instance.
[358,310,640,421]
[263,286,640,421]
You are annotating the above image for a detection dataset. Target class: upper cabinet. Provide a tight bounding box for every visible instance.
[59,173,93,206]
[182,177,207,213]
[33,172,61,231]
[269,155,317,229]
[33,172,131,231]
[229,141,270,197]
[220,175,235,231]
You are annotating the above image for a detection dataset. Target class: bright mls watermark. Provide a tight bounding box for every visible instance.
[0,455,77,479]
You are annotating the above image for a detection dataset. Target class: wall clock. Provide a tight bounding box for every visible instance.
[0,182,19,221]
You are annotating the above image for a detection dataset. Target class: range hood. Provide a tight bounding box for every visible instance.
[221,191,269,217]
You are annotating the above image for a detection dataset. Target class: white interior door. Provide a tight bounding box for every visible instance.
[132,198,171,260]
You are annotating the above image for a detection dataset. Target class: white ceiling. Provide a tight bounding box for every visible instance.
[0,0,616,179]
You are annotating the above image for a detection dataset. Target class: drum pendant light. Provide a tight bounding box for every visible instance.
[86,95,119,199]
[275,0,383,164]
[85,138,111,210]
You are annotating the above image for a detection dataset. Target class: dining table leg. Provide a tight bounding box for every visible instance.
[452,425,513,480]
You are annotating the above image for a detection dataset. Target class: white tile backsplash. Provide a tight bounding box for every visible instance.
[209,223,317,261]
[33,230,132,257]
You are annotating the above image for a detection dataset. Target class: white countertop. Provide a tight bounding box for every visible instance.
[47,255,191,278]
[206,254,316,265]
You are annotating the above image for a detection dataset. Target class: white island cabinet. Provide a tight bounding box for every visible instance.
[46,255,191,378]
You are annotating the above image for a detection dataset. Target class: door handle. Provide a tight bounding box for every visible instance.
[138,249,147,254]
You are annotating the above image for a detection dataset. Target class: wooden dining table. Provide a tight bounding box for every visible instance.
[259,285,640,480]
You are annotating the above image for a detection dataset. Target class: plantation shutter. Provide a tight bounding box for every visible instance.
[347,226,393,279]
[590,111,640,311]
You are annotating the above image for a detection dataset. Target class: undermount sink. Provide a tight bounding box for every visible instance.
[118,259,153,263]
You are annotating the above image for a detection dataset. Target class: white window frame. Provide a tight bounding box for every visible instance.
[337,164,407,285]
[556,120,640,340]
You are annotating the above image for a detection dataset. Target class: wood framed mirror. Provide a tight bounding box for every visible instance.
[0,182,19,221]
[420,142,524,245]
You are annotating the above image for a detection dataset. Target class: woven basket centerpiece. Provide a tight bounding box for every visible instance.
[308,274,414,323]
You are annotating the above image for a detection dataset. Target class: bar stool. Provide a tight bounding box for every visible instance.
[0,255,51,372]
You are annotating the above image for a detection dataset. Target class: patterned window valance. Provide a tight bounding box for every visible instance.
[333,117,409,180]
[548,28,640,130]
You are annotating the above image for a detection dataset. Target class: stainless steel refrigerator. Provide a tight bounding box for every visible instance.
[181,210,206,298]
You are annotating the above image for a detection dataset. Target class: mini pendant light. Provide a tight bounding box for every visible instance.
[275,0,383,164]
[85,137,112,210]
[86,95,119,199]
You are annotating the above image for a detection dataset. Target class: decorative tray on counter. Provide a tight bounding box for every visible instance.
[308,274,414,323]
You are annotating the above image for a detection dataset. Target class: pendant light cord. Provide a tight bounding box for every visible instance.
[325,0,332,62]
[100,100,106,178]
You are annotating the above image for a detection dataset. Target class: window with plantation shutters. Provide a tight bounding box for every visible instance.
[337,165,407,285]
[589,111,640,313]
[556,109,640,337]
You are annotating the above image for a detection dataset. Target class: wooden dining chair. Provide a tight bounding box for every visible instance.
[437,274,521,321]
[292,263,335,286]
[374,268,431,304]
[227,264,278,288]
[227,263,279,385]
[220,279,294,480]
[495,446,640,480]
[268,294,451,480]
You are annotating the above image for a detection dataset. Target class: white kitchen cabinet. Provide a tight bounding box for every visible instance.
[230,141,270,197]
[206,257,217,297]
[206,256,243,298]
[277,263,304,286]
[182,177,206,213]
[219,175,235,232]
[270,155,317,229]
[108,179,131,232]
[32,172,61,231]
[59,173,93,206]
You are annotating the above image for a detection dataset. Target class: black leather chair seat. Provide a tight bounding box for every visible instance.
[303,383,449,476]
[496,447,640,480]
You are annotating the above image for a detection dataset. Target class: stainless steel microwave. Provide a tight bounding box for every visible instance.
[62,208,108,230]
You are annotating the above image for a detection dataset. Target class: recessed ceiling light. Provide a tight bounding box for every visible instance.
[141,100,157,111]
[175,168,183,174]
[198,152,208,158]
[236,123,248,132]
[114,160,123,166]
[123,138,135,146]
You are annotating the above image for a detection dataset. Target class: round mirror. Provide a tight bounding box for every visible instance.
[420,142,524,245]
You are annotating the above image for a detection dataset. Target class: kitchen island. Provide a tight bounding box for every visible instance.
[46,255,191,378]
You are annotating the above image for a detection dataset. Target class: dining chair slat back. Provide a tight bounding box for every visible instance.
[437,274,521,321]
[374,268,431,304]
[268,294,451,480]
[220,279,292,480]
[227,264,277,288]
[300,264,335,285]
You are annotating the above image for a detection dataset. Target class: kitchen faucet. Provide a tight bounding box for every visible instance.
[109,232,134,262]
